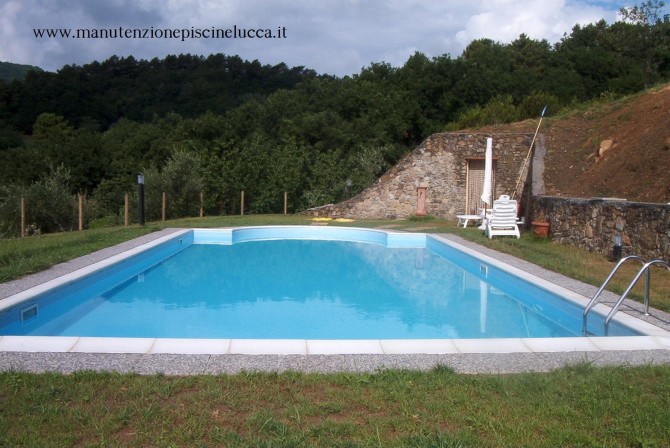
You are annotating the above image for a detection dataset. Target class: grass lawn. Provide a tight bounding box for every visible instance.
[1,215,669,447]
[1,364,669,447]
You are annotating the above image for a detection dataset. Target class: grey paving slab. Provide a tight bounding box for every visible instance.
[278,354,360,373]
[204,354,280,374]
[351,354,424,372]
[2,350,670,376]
[0,352,146,374]
[440,352,591,374]
[131,354,211,375]
[585,349,670,367]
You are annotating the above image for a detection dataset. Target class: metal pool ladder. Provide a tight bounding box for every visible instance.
[582,255,670,336]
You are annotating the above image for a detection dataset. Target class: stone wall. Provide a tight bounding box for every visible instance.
[532,195,670,260]
[305,132,533,219]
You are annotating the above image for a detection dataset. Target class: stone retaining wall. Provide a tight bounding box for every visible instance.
[305,132,533,219]
[532,195,670,260]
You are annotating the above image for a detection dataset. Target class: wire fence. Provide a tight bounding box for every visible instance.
[6,190,292,238]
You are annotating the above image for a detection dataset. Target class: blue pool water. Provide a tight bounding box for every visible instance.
[0,227,638,339]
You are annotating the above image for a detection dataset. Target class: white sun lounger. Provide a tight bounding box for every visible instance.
[485,196,520,238]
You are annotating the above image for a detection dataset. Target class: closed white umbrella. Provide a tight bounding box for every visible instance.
[481,137,493,206]
[478,138,493,230]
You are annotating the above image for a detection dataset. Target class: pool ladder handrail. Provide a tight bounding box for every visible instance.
[582,255,645,336]
[583,255,670,336]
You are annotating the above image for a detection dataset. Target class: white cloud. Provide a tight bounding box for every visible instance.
[454,0,618,48]
[0,0,657,76]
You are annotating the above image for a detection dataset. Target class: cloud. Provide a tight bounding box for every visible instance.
[454,0,619,48]
[0,0,652,76]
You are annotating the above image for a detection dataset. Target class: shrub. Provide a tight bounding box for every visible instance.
[451,95,519,129]
[518,91,561,119]
[139,148,205,221]
[0,166,77,237]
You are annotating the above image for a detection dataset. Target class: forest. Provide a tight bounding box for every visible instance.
[0,2,669,236]
[0,61,42,83]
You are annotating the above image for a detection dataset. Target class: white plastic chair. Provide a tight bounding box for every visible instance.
[485,196,520,238]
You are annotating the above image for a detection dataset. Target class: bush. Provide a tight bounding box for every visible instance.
[451,95,519,129]
[0,184,21,237]
[0,166,77,237]
[482,95,518,125]
[140,148,205,221]
[518,91,561,119]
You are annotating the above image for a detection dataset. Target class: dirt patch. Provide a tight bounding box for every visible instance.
[476,84,670,203]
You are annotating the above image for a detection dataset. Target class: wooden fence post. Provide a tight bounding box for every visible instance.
[20,197,26,238]
[124,193,129,227]
[241,191,245,216]
[162,192,166,222]
[78,194,84,231]
[284,191,288,215]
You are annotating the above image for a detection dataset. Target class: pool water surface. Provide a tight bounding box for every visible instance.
[0,227,650,340]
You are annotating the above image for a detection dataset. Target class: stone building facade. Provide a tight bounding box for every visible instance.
[306,133,534,220]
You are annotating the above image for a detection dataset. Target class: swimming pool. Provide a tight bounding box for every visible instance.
[1,226,669,355]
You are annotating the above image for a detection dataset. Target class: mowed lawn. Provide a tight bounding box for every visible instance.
[1,364,669,447]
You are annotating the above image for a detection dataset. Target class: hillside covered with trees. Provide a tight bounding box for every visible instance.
[0,2,669,236]
[0,61,42,83]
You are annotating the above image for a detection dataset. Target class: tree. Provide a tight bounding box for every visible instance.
[32,113,73,142]
[618,1,670,87]
[0,125,23,149]
[160,148,205,219]
[29,113,109,193]
[508,35,552,100]
[451,39,516,114]
[553,20,622,98]
[0,166,77,236]
[619,0,669,24]
[140,147,205,220]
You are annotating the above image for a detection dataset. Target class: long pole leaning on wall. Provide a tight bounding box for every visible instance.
[513,106,547,229]
[512,106,546,201]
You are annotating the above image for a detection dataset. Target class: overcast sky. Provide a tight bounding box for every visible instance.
[0,0,665,77]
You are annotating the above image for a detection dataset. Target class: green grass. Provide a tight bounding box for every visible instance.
[0,225,161,283]
[1,364,669,447]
